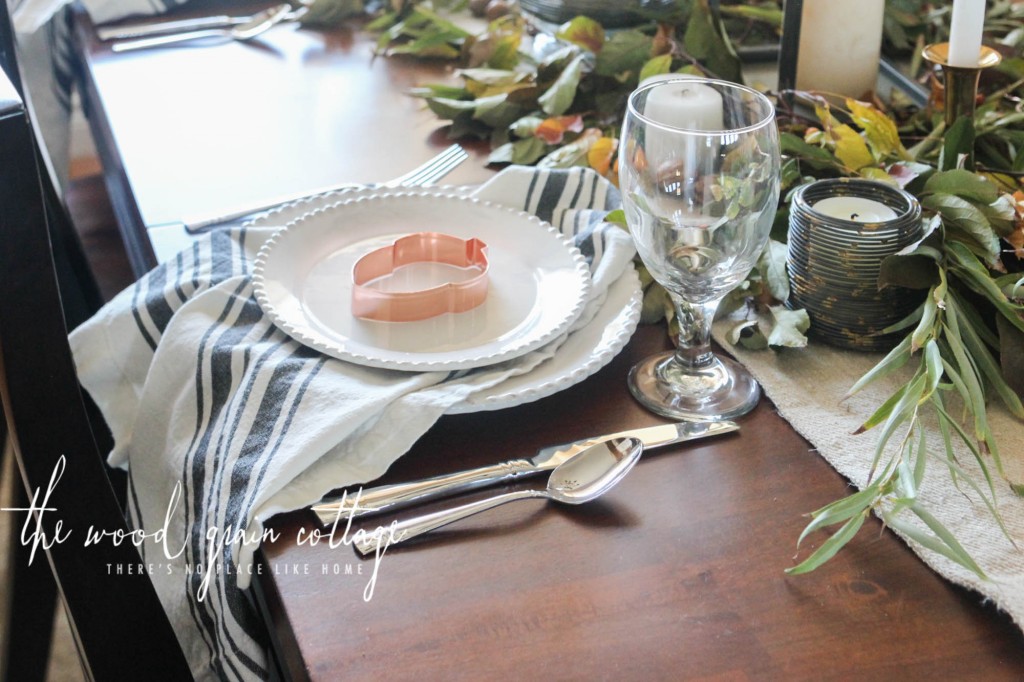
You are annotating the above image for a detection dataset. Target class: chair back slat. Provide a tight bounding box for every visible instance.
[0,47,192,682]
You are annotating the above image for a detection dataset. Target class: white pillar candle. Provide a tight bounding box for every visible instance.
[947,0,986,68]
[796,0,885,98]
[636,78,726,232]
[642,79,725,132]
[813,196,898,222]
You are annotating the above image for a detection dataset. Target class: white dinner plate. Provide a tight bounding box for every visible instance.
[247,185,642,413]
[253,191,592,371]
[446,265,642,413]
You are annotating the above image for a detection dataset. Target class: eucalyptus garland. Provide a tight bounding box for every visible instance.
[306,0,1024,576]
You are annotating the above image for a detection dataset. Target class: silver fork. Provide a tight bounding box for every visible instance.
[183,144,469,233]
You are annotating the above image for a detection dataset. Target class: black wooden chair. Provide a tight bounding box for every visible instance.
[0,9,192,680]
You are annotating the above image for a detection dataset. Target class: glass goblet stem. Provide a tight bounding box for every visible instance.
[668,294,720,370]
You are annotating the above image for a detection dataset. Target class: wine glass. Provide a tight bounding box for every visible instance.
[619,77,781,421]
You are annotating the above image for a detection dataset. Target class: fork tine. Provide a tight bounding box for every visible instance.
[184,144,468,232]
[400,152,469,188]
[395,146,466,186]
[388,144,468,187]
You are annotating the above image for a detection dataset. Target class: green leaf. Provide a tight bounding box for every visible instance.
[854,383,909,435]
[847,98,909,161]
[877,254,939,290]
[556,16,605,54]
[780,133,842,171]
[638,54,673,84]
[301,0,366,28]
[943,314,990,446]
[878,302,924,335]
[365,10,398,32]
[922,169,998,204]
[885,514,977,574]
[424,96,480,120]
[510,115,544,137]
[486,31,522,70]
[472,95,522,128]
[913,423,927,492]
[538,54,585,115]
[897,438,918,500]
[830,123,875,171]
[683,0,742,83]
[727,319,768,350]
[388,32,463,59]
[797,485,879,545]
[869,373,926,480]
[947,241,1024,333]
[537,129,601,168]
[947,295,1024,418]
[927,407,1015,542]
[786,511,867,575]
[488,142,515,164]
[510,136,547,165]
[410,83,470,100]
[886,506,985,577]
[766,306,810,348]
[603,209,627,228]
[640,282,671,324]
[921,193,1000,264]
[979,194,1018,238]
[860,167,898,184]
[939,116,976,171]
[910,293,937,351]
[757,240,790,303]
[594,30,651,79]
[923,339,943,398]
[932,391,998,498]
[717,4,783,26]
[844,334,912,399]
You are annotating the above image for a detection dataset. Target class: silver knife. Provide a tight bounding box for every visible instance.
[97,15,246,42]
[311,420,738,526]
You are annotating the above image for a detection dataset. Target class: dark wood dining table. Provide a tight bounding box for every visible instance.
[71,7,1024,680]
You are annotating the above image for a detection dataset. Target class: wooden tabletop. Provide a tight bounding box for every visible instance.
[71,9,1024,681]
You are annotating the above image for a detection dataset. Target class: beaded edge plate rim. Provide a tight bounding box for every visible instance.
[251,190,593,372]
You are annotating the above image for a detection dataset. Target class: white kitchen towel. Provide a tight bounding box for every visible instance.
[70,166,636,681]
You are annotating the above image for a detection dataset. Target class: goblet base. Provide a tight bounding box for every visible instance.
[628,351,761,422]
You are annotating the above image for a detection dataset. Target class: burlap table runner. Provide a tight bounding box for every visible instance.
[712,324,1024,631]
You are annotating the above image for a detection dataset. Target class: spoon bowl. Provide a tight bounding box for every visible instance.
[546,436,643,503]
[354,436,643,555]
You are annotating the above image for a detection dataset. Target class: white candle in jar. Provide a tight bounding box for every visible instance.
[642,78,725,132]
[947,0,986,68]
[813,196,898,222]
[796,0,885,98]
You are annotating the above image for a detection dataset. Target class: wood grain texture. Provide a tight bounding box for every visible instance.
[256,328,1024,681]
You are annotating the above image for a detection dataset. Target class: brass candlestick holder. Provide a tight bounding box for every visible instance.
[922,42,1002,129]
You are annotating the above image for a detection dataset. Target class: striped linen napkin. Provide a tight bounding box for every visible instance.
[70,166,637,681]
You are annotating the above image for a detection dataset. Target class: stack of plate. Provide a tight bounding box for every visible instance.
[786,179,924,352]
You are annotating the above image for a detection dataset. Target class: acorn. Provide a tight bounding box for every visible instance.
[485,0,511,20]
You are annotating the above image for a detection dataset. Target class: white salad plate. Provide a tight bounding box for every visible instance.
[253,191,592,372]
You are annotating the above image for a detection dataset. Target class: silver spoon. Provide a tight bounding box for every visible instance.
[111,3,294,52]
[353,436,643,555]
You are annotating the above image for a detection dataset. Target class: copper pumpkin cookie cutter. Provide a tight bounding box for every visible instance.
[351,232,490,322]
